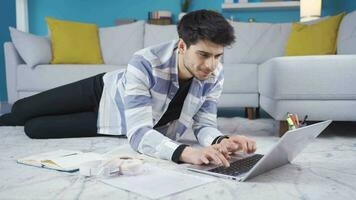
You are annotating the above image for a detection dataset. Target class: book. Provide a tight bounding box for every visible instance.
[148,19,172,25]
[17,149,104,172]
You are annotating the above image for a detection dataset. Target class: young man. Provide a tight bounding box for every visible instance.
[0,10,256,167]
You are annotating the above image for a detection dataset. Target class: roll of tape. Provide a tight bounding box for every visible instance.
[120,159,144,175]
[79,158,144,177]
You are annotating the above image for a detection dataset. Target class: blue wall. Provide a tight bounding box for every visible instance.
[28,0,354,35]
[0,0,356,100]
[0,0,16,101]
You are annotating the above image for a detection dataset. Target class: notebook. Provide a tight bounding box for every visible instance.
[17,149,104,172]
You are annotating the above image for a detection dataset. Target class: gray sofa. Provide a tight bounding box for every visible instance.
[4,20,260,118]
[4,10,356,134]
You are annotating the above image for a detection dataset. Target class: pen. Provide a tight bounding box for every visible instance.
[301,115,308,125]
[295,114,299,127]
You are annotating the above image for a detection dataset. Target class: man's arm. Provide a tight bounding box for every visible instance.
[119,55,183,161]
[192,68,225,146]
[190,67,257,156]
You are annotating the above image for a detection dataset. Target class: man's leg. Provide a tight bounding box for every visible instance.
[0,73,104,126]
[24,112,98,139]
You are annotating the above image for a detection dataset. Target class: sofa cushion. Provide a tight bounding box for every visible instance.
[17,64,124,91]
[258,55,356,100]
[99,21,144,65]
[337,10,356,54]
[9,27,51,68]
[46,17,103,64]
[285,13,345,56]
[224,22,291,64]
[144,24,178,47]
[222,64,258,93]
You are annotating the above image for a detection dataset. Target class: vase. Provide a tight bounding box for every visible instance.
[178,12,187,21]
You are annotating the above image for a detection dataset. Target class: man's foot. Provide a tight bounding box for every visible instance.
[0,113,21,126]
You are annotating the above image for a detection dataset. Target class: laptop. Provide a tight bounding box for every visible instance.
[187,120,332,182]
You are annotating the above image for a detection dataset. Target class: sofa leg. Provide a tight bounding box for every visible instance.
[245,107,255,120]
[255,107,260,118]
[279,121,289,137]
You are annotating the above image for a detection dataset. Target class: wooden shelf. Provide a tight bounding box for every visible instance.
[222,1,300,11]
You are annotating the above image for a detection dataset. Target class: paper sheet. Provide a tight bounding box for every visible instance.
[101,164,215,199]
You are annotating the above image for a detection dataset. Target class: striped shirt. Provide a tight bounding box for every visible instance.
[97,40,225,161]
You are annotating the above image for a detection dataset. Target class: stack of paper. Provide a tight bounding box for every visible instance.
[101,164,215,199]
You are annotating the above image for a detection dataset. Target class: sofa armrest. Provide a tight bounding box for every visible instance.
[259,55,356,100]
[4,42,24,104]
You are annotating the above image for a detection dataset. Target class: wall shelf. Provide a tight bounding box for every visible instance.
[222,1,300,11]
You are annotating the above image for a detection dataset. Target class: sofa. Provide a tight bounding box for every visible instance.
[4,10,356,134]
[4,20,260,119]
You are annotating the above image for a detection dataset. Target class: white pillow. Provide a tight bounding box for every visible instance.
[224,22,291,64]
[337,10,356,54]
[9,27,52,68]
[99,21,145,65]
[144,24,178,47]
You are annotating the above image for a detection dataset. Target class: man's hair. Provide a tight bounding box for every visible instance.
[177,9,235,48]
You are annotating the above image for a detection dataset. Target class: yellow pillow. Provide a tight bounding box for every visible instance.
[46,17,103,64]
[285,13,345,56]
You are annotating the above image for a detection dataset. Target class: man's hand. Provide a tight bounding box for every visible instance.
[219,135,257,154]
[180,146,230,167]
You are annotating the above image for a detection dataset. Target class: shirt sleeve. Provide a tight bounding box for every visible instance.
[118,55,182,161]
[192,68,225,146]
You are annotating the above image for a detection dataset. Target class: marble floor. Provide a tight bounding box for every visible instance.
[0,117,355,200]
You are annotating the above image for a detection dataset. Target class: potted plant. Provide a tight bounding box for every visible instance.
[179,0,192,20]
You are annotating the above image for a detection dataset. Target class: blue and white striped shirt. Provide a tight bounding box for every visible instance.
[97,40,224,161]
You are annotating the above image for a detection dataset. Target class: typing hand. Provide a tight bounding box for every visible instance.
[219,135,257,154]
[180,146,230,167]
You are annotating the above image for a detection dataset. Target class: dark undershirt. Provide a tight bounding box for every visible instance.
[153,78,226,163]
[154,78,193,128]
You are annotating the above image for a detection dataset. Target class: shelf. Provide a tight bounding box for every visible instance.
[222,1,300,11]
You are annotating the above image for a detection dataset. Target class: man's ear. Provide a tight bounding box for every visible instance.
[178,39,187,54]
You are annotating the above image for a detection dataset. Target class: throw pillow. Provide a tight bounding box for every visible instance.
[9,27,52,68]
[337,10,356,54]
[99,21,145,65]
[285,13,345,56]
[144,24,178,47]
[46,17,103,64]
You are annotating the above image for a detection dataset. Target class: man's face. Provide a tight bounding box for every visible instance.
[179,39,224,81]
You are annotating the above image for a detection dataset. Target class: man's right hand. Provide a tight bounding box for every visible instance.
[179,146,230,167]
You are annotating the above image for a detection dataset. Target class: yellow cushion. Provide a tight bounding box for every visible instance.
[46,17,103,64]
[285,13,345,56]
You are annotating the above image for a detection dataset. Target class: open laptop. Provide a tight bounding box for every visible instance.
[187,120,332,182]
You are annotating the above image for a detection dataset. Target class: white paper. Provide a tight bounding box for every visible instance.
[101,164,215,199]
[50,152,103,169]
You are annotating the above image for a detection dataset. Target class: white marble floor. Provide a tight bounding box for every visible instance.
[0,118,356,200]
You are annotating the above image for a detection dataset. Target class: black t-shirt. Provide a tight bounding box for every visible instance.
[154,78,193,128]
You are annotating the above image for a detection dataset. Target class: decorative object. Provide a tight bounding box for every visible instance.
[300,0,322,22]
[149,10,172,25]
[179,0,192,21]
[222,1,300,10]
[248,18,256,22]
[224,0,234,3]
[115,19,137,26]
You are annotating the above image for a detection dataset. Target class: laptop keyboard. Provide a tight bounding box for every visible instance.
[208,154,264,176]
